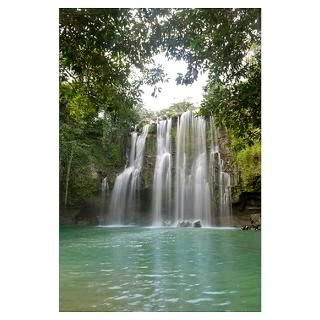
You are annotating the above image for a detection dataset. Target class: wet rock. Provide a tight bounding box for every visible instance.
[250,213,261,224]
[177,220,192,227]
[185,221,192,227]
[250,213,261,230]
[193,220,202,228]
[178,221,186,227]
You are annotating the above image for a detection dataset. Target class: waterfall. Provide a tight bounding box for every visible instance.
[209,117,232,225]
[174,110,211,226]
[106,110,232,227]
[152,119,172,226]
[99,177,109,224]
[220,172,232,224]
[107,125,149,225]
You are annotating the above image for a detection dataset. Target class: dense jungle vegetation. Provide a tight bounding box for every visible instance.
[59,8,261,209]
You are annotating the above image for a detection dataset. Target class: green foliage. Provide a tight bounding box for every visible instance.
[60,8,170,116]
[232,138,261,192]
[161,8,261,86]
[59,8,170,208]
[157,100,196,118]
[159,8,261,145]
[133,104,156,127]
[200,62,261,145]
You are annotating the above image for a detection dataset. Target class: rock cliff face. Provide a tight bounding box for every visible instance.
[139,125,157,218]
[215,127,261,226]
[216,126,241,202]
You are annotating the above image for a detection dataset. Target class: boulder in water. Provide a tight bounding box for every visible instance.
[193,220,202,228]
[177,220,192,227]
[178,220,186,227]
[185,220,192,227]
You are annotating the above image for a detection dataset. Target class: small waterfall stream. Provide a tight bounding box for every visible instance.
[99,177,109,224]
[152,119,172,225]
[108,125,149,225]
[209,117,232,225]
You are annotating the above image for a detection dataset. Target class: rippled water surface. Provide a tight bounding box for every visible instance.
[60,226,260,311]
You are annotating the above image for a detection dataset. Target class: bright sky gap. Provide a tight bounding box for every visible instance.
[141,53,208,111]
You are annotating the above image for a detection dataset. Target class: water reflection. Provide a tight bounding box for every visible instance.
[60,227,260,311]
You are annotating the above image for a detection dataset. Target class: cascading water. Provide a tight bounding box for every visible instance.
[152,119,172,225]
[105,110,232,226]
[99,177,109,224]
[174,110,212,226]
[220,172,232,224]
[209,117,232,225]
[107,125,149,225]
